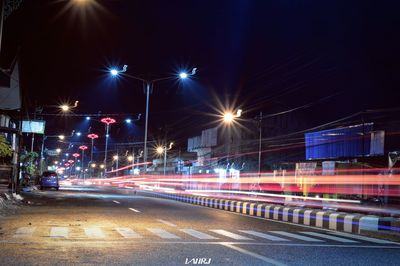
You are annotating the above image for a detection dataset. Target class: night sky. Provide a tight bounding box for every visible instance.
[1,0,399,151]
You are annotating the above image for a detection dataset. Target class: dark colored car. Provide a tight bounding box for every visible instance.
[40,171,59,190]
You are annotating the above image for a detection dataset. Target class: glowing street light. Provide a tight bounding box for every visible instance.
[101,117,116,171]
[58,135,65,140]
[179,72,188,79]
[108,64,196,172]
[91,163,96,168]
[223,112,234,124]
[127,155,134,162]
[100,164,105,169]
[60,105,69,112]
[56,148,62,153]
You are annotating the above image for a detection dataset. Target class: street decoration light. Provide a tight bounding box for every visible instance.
[101,117,116,171]
[109,65,196,173]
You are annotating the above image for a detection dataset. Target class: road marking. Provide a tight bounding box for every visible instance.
[128,208,140,213]
[300,231,358,243]
[147,228,180,239]
[115,228,142,238]
[329,231,399,245]
[50,227,68,238]
[14,227,36,238]
[239,230,289,241]
[269,231,324,242]
[209,230,253,240]
[157,219,177,227]
[179,229,218,240]
[84,227,105,238]
[221,243,287,266]
[113,200,120,204]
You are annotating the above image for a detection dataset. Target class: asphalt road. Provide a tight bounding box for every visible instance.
[0,185,399,266]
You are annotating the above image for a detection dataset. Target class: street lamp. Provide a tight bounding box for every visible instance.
[100,117,116,172]
[156,142,173,175]
[109,65,196,173]
[58,135,65,140]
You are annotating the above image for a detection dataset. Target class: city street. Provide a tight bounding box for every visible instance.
[0,185,399,266]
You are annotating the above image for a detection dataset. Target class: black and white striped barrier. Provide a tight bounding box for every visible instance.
[146,192,397,234]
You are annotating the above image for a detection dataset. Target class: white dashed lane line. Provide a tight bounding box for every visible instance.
[128,208,140,213]
[112,200,120,204]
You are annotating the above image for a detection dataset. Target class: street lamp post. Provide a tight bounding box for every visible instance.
[87,133,99,163]
[100,117,116,173]
[109,65,196,173]
[113,155,119,176]
[157,142,173,175]
[72,153,80,177]
[79,145,88,182]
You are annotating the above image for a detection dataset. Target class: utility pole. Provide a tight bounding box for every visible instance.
[257,111,263,181]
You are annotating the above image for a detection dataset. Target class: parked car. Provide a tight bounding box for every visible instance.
[40,171,59,190]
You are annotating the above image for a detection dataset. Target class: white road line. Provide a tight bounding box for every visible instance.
[157,219,177,227]
[115,228,142,238]
[270,231,324,242]
[84,227,105,238]
[300,231,358,243]
[128,208,140,213]
[50,227,68,238]
[113,200,120,204]
[14,227,36,238]
[221,243,287,266]
[329,231,399,245]
[179,229,218,240]
[209,230,253,240]
[147,228,180,239]
[239,230,289,241]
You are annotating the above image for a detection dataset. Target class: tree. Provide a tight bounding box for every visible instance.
[20,151,39,176]
[0,134,13,159]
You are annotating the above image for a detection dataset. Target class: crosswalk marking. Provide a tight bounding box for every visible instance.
[329,231,399,244]
[209,230,253,240]
[239,230,289,241]
[147,228,180,239]
[180,229,218,239]
[269,231,324,242]
[116,228,142,238]
[84,227,105,238]
[50,227,68,238]
[7,226,399,245]
[300,231,358,243]
[14,227,36,238]
[157,219,177,227]
[128,208,140,213]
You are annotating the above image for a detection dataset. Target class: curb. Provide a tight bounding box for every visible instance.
[144,191,399,234]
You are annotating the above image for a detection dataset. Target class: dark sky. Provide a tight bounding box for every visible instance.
[2,0,400,151]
